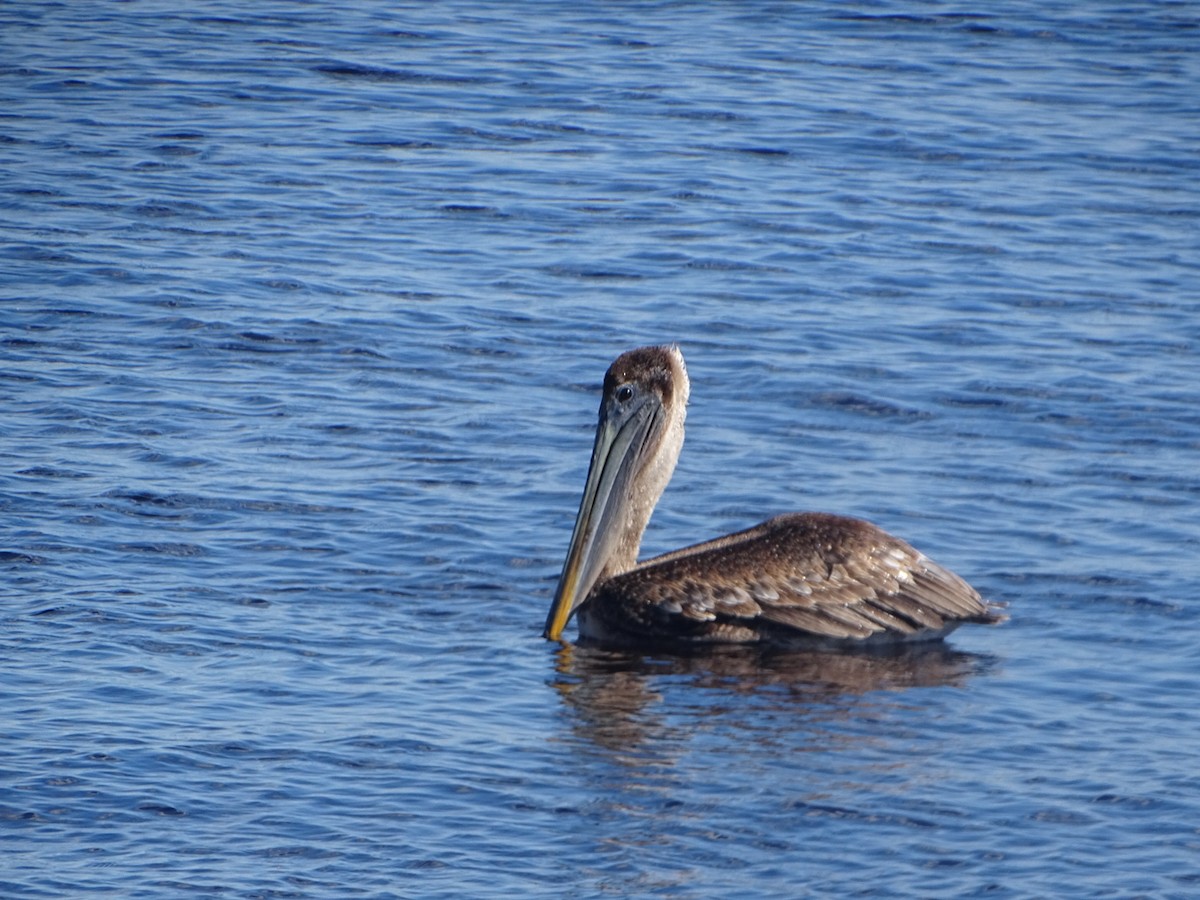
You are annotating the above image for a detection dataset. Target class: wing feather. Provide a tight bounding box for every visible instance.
[583,512,1002,644]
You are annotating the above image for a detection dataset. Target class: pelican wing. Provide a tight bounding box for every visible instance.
[586,513,1002,644]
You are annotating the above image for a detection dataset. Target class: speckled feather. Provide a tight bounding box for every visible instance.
[579,512,1002,645]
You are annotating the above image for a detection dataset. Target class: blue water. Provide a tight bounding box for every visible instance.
[4,2,1199,897]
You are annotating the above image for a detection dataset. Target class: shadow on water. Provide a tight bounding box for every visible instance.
[547,640,999,759]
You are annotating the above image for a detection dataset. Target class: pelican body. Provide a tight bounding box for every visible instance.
[543,345,1003,646]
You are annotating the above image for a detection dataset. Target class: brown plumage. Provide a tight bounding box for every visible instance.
[543,345,1004,647]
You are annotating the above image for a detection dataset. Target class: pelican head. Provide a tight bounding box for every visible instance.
[543,345,689,640]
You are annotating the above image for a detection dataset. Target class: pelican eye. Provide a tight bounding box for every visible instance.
[616,385,634,403]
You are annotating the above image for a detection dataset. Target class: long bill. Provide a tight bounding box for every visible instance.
[543,396,662,640]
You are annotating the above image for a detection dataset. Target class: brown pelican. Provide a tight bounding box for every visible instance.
[543,345,1004,646]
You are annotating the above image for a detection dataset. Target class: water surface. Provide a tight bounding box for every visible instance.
[3,2,1199,897]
